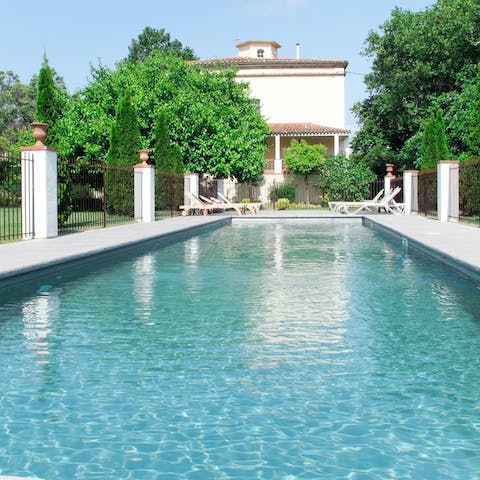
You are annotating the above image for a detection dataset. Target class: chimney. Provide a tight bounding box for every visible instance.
[296,42,300,59]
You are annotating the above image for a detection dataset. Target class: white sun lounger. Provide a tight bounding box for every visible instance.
[335,187,405,215]
[328,189,385,212]
[180,192,244,216]
[216,192,262,214]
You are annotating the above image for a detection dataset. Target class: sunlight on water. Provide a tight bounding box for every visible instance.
[1,220,480,479]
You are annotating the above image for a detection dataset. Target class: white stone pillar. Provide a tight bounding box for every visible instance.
[403,170,418,214]
[184,173,199,205]
[274,135,282,174]
[134,149,155,223]
[384,163,395,195]
[333,134,340,156]
[21,122,58,239]
[437,160,459,222]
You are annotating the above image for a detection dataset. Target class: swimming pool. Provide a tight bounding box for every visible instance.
[1,219,480,479]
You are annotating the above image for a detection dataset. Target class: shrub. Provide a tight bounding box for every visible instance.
[316,154,375,202]
[276,198,290,210]
[269,182,296,203]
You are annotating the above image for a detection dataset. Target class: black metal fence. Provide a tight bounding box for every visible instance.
[0,151,34,242]
[155,171,184,218]
[416,168,437,218]
[455,159,480,225]
[58,159,135,233]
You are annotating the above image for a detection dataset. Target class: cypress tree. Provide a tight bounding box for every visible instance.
[468,63,480,157]
[36,55,71,224]
[36,56,61,147]
[420,109,450,169]
[106,93,141,215]
[107,94,141,166]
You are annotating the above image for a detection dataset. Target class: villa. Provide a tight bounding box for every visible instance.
[192,40,350,175]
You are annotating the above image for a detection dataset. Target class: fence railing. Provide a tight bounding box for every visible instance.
[1,152,34,242]
[155,172,184,218]
[58,159,135,233]
[415,168,437,218]
[390,177,404,203]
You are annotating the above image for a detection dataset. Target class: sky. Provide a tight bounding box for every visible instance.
[1,0,435,132]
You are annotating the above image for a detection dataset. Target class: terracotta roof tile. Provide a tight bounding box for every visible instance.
[190,57,348,69]
[268,123,350,135]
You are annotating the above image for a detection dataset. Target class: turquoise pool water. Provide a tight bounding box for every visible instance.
[1,220,480,479]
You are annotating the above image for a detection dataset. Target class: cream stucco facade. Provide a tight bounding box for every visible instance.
[193,40,350,174]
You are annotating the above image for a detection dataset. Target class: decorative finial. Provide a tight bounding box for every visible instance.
[31,122,49,147]
[138,149,150,166]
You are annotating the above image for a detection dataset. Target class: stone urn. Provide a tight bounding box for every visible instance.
[138,149,150,167]
[385,163,395,178]
[31,122,49,147]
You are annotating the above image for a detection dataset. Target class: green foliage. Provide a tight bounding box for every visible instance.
[283,139,327,176]
[152,111,184,173]
[269,182,297,203]
[106,95,140,216]
[316,154,376,202]
[59,53,269,182]
[352,0,480,168]
[0,71,36,150]
[468,64,480,156]
[36,57,72,225]
[107,94,141,166]
[127,26,196,63]
[419,109,450,169]
[276,198,290,210]
[153,111,169,169]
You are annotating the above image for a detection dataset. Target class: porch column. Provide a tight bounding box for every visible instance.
[437,160,459,222]
[403,170,418,215]
[274,134,282,174]
[333,134,340,156]
[134,149,155,223]
[21,122,58,239]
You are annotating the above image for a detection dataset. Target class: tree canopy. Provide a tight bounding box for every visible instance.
[352,0,480,173]
[283,139,327,176]
[126,26,196,62]
[59,52,270,181]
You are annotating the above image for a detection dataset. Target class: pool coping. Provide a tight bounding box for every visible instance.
[363,216,480,285]
[0,216,229,288]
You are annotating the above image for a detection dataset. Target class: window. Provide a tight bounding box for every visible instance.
[257,49,264,58]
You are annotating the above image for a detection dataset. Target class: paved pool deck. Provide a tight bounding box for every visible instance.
[1,210,480,288]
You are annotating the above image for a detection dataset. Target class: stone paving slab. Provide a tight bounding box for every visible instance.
[364,214,480,284]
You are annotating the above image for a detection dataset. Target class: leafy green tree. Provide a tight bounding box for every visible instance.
[419,109,450,169]
[60,52,269,182]
[468,63,480,157]
[352,0,480,169]
[316,155,376,203]
[127,26,196,62]
[0,71,36,150]
[283,139,327,203]
[283,139,326,175]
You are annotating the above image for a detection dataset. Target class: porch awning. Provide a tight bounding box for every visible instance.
[268,123,350,136]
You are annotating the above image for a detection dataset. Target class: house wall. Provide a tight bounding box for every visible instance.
[237,67,346,128]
